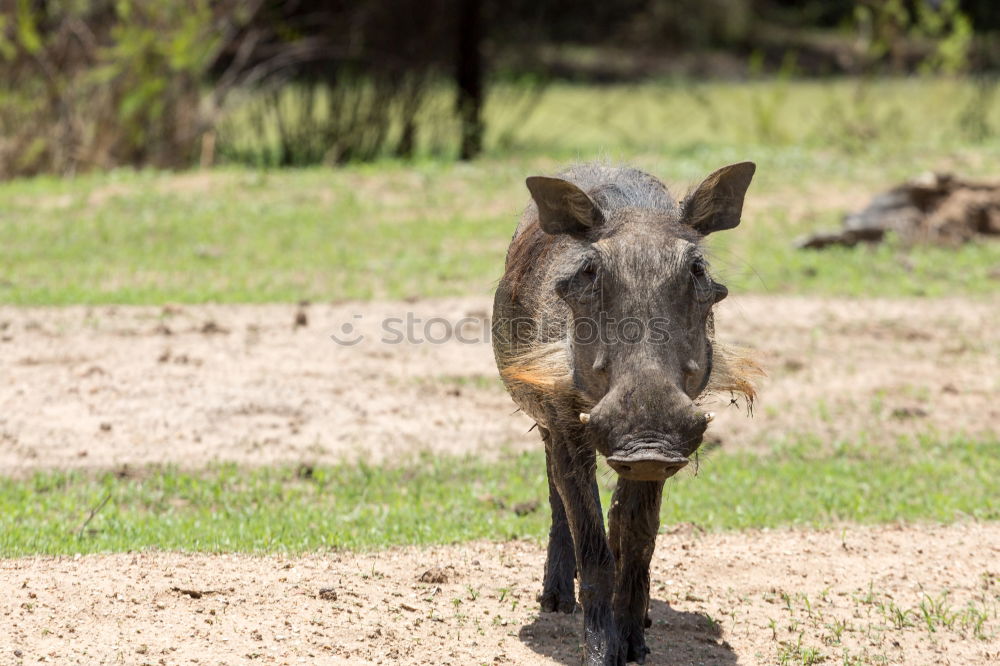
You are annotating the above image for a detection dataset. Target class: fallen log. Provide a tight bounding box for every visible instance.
[797,172,1000,249]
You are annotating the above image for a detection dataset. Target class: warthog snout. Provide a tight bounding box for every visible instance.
[586,383,712,481]
[604,425,707,481]
[606,445,689,481]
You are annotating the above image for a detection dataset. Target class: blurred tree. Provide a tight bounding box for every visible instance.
[854,0,973,74]
[961,0,1000,31]
[212,1,482,162]
[0,0,260,176]
[456,0,484,160]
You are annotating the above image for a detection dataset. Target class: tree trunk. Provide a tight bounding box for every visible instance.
[456,0,483,160]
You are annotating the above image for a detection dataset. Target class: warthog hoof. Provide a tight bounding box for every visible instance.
[538,586,576,614]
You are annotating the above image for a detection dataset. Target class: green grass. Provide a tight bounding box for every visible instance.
[2,434,996,556]
[709,208,1000,298]
[2,77,1000,305]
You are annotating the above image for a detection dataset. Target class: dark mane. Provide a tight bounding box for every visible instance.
[503,217,553,300]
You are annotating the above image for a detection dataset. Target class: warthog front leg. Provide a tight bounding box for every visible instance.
[540,426,577,613]
[540,426,603,614]
[548,430,621,665]
[608,479,665,664]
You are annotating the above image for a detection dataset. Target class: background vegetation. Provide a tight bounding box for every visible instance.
[1,0,999,176]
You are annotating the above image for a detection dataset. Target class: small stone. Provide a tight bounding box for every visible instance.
[419,567,454,584]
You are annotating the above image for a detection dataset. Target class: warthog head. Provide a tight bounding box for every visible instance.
[525,163,756,481]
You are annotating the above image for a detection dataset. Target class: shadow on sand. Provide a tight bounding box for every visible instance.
[519,597,739,665]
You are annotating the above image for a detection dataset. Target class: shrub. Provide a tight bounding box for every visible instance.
[0,0,250,178]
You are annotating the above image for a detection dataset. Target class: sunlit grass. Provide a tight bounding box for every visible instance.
[2,434,996,556]
[2,78,999,305]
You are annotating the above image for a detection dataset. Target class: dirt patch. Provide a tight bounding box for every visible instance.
[2,523,997,664]
[0,299,530,473]
[0,295,997,473]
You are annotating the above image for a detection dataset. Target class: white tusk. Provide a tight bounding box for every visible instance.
[704,412,715,423]
[579,412,591,424]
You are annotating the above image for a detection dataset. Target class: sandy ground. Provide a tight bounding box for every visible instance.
[2,523,998,665]
[1,295,997,474]
[2,296,998,664]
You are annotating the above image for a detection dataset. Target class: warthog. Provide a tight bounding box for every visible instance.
[492,162,760,664]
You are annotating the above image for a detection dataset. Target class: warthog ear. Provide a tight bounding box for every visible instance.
[526,176,604,235]
[683,162,756,235]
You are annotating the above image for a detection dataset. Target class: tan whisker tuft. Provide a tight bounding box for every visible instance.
[704,342,765,408]
[499,341,573,393]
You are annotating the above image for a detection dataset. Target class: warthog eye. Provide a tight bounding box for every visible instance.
[555,256,600,303]
[691,258,716,303]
